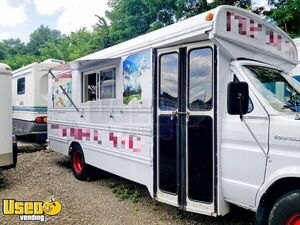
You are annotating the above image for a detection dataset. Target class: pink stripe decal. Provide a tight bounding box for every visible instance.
[50,124,143,153]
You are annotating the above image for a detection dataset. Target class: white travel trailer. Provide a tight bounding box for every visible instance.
[48,6,300,225]
[0,63,17,170]
[12,59,64,142]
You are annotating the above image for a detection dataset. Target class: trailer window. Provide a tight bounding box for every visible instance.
[84,73,97,102]
[160,53,179,110]
[99,68,116,99]
[188,48,213,111]
[17,77,25,95]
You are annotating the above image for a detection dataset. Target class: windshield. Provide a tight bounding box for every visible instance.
[243,65,300,112]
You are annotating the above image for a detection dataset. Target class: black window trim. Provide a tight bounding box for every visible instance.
[159,51,179,111]
[17,77,25,95]
[187,46,214,111]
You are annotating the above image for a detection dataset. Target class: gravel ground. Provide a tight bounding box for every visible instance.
[0,144,255,225]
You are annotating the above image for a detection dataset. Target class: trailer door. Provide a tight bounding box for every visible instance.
[156,43,215,215]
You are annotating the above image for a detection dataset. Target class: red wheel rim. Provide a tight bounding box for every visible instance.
[73,152,84,174]
[287,214,300,225]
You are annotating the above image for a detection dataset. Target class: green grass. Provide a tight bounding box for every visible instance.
[108,183,140,203]
[123,94,142,105]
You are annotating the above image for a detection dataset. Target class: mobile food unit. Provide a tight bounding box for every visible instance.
[48,6,300,225]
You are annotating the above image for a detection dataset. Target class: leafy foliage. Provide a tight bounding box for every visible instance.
[27,25,63,56]
[107,182,140,203]
[265,0,300,37]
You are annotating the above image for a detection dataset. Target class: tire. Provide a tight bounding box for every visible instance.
[70,145,92,181]
[268,190,300,225]
[255,196,270,225]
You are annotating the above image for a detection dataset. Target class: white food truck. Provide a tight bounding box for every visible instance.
[48,6,300,225]
[0,63,17,170]
[12,59,64,143]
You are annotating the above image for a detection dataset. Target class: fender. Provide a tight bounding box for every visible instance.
[255,166,300,209]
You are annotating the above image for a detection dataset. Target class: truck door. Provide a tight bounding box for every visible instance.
[156,43,216,215]
[221,66,269,208]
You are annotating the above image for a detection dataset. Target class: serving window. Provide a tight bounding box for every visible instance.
[98,68,116,99]
[83,67,116,102]
[84,73,97,102]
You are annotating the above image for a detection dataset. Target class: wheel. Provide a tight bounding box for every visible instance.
[70,145,91,181]
[268,190,300,225]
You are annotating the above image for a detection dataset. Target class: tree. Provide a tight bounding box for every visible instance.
[105,0,181,44]
[27,25,63,56]
[66,29,96,61]
[2,38,27,55]
[102,0,253,46]
[92,16,112,50]
[0,43,9,60]
[266,0,300,37]
[2,54,37,70]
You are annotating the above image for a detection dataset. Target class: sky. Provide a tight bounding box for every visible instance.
[0,0,268,43]
[0,0,109,42]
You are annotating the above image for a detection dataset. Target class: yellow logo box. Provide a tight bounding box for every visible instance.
[2,199,62,216]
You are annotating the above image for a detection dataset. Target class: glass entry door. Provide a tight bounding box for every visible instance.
[156,43,215,214]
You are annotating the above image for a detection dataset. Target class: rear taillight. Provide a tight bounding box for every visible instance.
[35,117,42,123]
[35,117,47,123]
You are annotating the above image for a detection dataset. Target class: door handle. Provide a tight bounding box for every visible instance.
[170,110,190,120]
[176,111,190,115]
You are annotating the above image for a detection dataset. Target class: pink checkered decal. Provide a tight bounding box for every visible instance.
[226,11,296,58]
[51,124,144,153]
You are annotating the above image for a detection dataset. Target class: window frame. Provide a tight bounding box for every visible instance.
[82,65,117,103]
[187,46,213,111]
[159,51,179,111]
[82,72,97,102]
[98,68,116,100]
[17,77,26,95]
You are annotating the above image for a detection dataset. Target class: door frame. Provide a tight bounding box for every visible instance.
[153,41,218,215]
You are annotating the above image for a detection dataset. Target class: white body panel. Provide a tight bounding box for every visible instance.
[48,53,154,195]
[256,115,300,206]
[0,63,13,167]
[48,5,300,217]
[292,38,300,76]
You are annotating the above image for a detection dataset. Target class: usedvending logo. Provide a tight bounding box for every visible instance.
[2,198,62,222]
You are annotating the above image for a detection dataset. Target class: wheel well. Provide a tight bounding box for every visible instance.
[68,142,81,156]
[256,177,300,224]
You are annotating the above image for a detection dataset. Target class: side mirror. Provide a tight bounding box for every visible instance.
[227,82,249,118]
